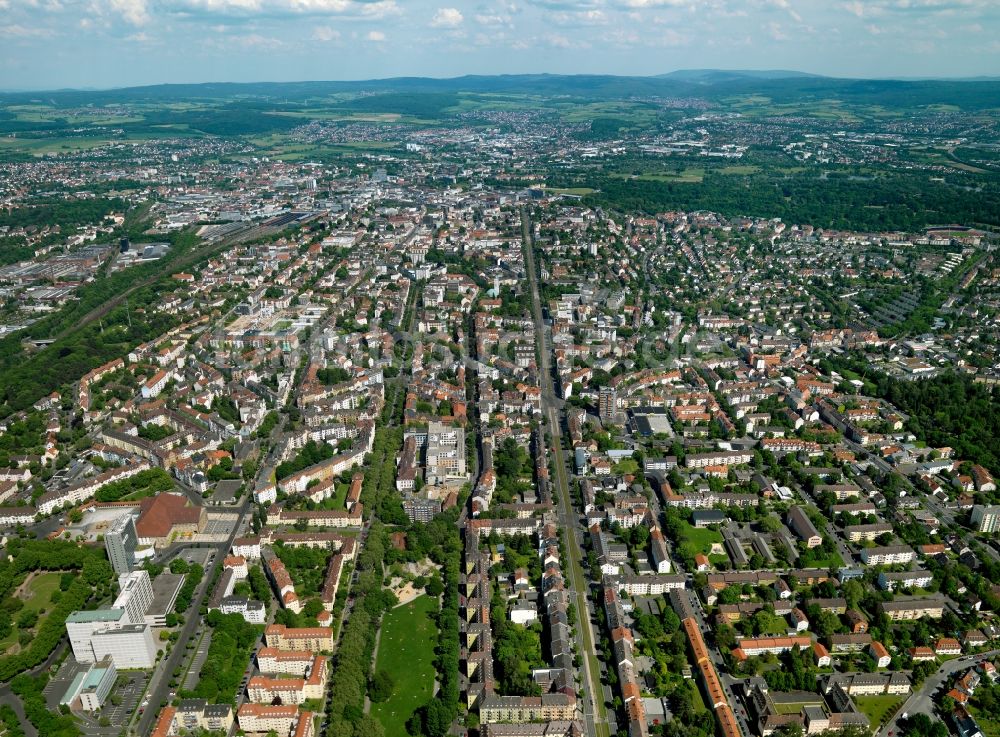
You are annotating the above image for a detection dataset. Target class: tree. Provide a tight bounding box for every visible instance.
[353,714,385,737]
[369,670,395,703]
[760,515,782,534]
[775,724,804,737]
[424,576,444,597]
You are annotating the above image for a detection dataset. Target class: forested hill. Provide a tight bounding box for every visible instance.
[3,73,1000,110]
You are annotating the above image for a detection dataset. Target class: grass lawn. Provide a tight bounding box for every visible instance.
[854,695,903,727]
[0,571,63,653]
[20,571,62,612]
[548,187,598,196]
[678,522,723,554]
[612,458,640,476]
[799,551,845,569]
[322,483,349,510]
[970,707,1000,737]
[371,595,440,737]
[773,701,816,715]
[687,679,709,713]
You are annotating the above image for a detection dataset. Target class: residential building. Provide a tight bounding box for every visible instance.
[879,595,946,621]
[971,505,1000,534]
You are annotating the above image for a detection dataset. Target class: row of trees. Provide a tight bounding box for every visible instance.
[324,521,392,737]
[94,468,174,502]
[187,611,263,704]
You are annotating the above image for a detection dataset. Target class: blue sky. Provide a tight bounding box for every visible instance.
[1,0,998,89]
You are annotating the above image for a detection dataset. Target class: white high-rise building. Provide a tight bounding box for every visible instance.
[66,575,159,669]
[114,570,153,625]
[105,514,138,575]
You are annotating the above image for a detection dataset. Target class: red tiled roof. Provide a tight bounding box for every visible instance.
[136,493,202,538]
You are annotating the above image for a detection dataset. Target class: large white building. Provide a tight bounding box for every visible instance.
[860,544,915,566]
[67,609,128,661]
[114,570,154,625]
[90,623,157,668]
[66,601,158,669]
[218,596,267,624]
[424,421,468,486]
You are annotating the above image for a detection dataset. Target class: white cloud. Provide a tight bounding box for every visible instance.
[474,11,512,27]
[619,0,696,8]
[551,8,607,25]
[311,25,340,40]
[545,32,571,47]
[107,0,151,24]
[163,0,400,19]
[430,6,463,27]
[238,32,285,47]
[0,23,57,37]
[842,0,994,16]
[766,0,801,22]
[365,29,385,41]
[842,1,868,17]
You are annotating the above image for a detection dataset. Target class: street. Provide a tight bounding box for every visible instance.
[522,206,609,737]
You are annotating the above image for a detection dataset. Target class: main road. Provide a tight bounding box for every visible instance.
[133,492,253,737]
[521,207,609,737]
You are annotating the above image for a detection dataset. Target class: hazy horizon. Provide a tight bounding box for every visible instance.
[2,0,999,90]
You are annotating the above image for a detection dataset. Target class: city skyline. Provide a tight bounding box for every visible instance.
[2,0,1000,90]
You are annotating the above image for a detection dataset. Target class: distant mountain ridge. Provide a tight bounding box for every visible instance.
[658,69,826,82]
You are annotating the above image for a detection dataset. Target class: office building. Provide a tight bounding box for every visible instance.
[90,623,157,668]
[66,608,158,668]
[67,609,128,662]
[105,514,138,575]
[60,657,117,712]
[114,570,153,625]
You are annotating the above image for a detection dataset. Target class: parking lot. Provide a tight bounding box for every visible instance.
[173,548,213,567]
[181,630,212,692]
[200,517,237,537]
[45,660,148,737]
[43,658,89,711]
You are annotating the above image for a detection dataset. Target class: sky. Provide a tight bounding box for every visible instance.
[1,0,999,90]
